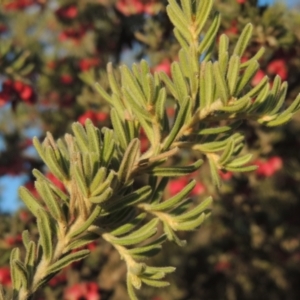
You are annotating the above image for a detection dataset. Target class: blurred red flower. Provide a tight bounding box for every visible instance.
[116,0,158,16]
[12,80,36,104]
[214,260,231,272]
[4,0,35,11]
[4,234,22,247]
[56,5,78,20]
[0,267,11,287]
[60,74,74,85]
[79,58,101,71]
[59,25,89,43]
[169,177,205,197]
[267,59,288,81]
[152,59,171,77]
[78,111,108,125]
[219,170,233,181]
[251,69,266,86]
[255,156,283,177]
[64,282,100,300]
[46,172,66,193]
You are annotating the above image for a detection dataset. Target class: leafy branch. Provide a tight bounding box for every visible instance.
[2,0,300,300]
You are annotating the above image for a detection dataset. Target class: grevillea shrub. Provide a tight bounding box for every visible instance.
[1,0,300,300]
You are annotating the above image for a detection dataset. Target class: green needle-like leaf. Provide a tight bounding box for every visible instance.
[104,186,152,212]
[13,260,28,289]
[218,139,235,165]
[48,249,90,275]
[85,119,101,157]
[72,122,89,153]
[177,212,206,231]
[175,197,212,222]
[148,159,203,177]
[118,138,140,184]
[101,128,115,167]
[198,12,221,55]
[195,0,214,36]
[18,186,44,218]
[35,181,65,223]
[89,167,107,194]
[110,213,147,236]
[163,97,192,150]
[37,209,53,261]
[233,23,253,57]
[214,61,229,105]
[171,62,189,102]
[69,206,102,238]
[150,180,196,211]
[141,278,170,288]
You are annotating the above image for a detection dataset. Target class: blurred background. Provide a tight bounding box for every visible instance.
[1,0,300,299]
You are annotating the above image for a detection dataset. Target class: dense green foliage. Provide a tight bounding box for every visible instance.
[1,0,300,300]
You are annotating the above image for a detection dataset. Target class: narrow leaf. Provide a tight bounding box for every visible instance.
[69,206,102,238]
[141,278,170,288]
[233,23,253,57]
[148,159,203,177]
[48,250,90,275]
[37,209,53,260]
[118,138,140,184]
[213,62,229,104]
[150,180,196,211]
[163,97,191,150]
[18,187,44,217]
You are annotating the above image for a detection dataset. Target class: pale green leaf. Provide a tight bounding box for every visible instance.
[48,250,90,275]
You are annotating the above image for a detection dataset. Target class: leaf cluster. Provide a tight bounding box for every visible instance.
[3,0,300,300]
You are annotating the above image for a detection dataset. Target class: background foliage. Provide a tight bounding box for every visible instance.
[0,0,300,299]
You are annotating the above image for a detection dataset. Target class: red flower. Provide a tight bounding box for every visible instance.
[87,241,97,252]
[4,234,22,247]
[46,172,66,193]
[168,178,187,196]
[224,21,239,36]
[4,0,35,11]
[78,111,108,125]
[19,209,31,222]
[169,177,205,197]
[152,59,171,77]
[60,74,74,85]
[59,25,88,43]
[255,156,283,177]
[56,5,78,20]
[267,59,288,81]
[64,282,100,300]
[237,0,246,3]
[214,260,231,272]
[116,0,145,15]
[12,80,36,104]
[116,0,158,16]
[138,127,149,153]
[191,181,206,196]
[251,69,266,86]
[219,170,233,181]
[0,267,11,287]
[19,85,35,103]
[47,61,57,70]
[79,58,100,71]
